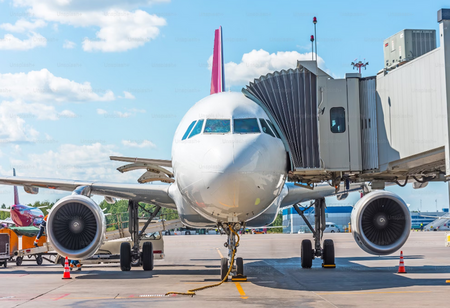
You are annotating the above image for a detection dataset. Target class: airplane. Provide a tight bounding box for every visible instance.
[0,27,412,279]
[0,169,45,227]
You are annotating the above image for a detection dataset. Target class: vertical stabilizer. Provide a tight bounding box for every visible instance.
[13,168,19,205]
[210,26,225,94]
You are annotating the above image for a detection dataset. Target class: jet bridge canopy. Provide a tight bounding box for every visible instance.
[243,64,321,169]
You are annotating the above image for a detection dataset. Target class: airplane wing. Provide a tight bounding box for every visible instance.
[281,182,364,208]
[0,176,176,209]
[0,208,10,212]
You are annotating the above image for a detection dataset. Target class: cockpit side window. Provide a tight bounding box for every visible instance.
[188,119,204,138]
[204,119,230,133]
[259,119,275,137]
[182,120,197,140]
[266,119,281,139]
[233,118,260,134]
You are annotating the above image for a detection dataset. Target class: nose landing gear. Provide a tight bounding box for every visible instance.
[218,223,247,282]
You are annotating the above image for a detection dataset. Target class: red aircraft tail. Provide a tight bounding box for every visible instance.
[210,26,225,94]
[13,168,19,205]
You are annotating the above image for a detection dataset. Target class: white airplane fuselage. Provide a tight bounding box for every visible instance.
[171,92,287,224]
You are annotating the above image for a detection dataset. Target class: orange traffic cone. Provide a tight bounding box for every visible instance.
[397,251,407,274]
[62,257,72,279]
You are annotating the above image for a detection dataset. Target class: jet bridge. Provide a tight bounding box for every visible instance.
[243,8,450,189]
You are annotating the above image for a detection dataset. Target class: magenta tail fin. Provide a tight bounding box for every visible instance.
[210,26,225,94]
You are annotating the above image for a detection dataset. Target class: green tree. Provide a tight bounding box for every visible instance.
[0,203,9,220]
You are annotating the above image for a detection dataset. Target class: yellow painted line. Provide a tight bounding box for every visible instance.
[216,248,224,259]
[317,291,431,295]
[235,282,248,299]
[446,280,450,283]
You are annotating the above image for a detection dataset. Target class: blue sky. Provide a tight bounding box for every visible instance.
[0,0,448,210]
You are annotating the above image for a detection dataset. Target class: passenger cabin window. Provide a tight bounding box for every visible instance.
[330,107,346,133]
[182,120,197,140]
[188,119,204,138]
[234,118,260,134]
[259,119,275,137]
[204,119,230,133]
[266,119,281,139]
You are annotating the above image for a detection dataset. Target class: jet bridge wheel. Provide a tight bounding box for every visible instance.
[120,242,132,271]
[322,239,335,267]
[301,239,313,268]
[142,242,154,271]
[220,258,229,281]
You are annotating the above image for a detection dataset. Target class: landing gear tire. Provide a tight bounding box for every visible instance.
[16,256,23,266]
[236,257,244,276]
[186,231,191,235]
[120,242,132,271]
[301,239,313,268]
[142,242,154,271]
[36,255,43,266]
[322,239,335,266]
[220,258,229,281]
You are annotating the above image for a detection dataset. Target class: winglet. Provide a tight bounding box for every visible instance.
[210,26,225,94]
[13,168,19,205]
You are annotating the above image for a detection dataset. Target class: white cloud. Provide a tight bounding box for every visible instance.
[218,49,326,86]
[9,1,168,52]
[0,19,47,33]
[0,69,115,103]
[114,111,131,118]
[0,100,67,143]
[59,110,77,118]
[0,32,46,50]
[63,39,76,49]
[122,139,156,148]
[97,108,107,115]
[122,91,135,99]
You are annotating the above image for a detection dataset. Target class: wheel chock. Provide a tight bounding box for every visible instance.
[231,275,247,282]
[322,264,336,268]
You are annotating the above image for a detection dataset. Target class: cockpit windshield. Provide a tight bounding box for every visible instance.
[204,119,230,133]
[233,118,260,134]
[182,120,197,140]
[188,119,204,138]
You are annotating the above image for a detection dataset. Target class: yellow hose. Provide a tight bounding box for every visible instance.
[166,227,240,297]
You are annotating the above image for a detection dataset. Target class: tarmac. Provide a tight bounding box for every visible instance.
[1,232,449,308]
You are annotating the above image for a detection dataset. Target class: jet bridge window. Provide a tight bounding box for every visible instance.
[330,107,346,133]
[182,120,197,140]
[234,118,260,134]
[204,119,230,133]
[259,119,275,137]
[188,119,204,138]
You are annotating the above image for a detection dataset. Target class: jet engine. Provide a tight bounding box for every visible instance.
[351,190,411,255]
[47,195,106,260]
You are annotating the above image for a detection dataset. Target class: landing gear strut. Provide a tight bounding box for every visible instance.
[218,223,247,281]
[293,198,335,268]
[120,200,161,271]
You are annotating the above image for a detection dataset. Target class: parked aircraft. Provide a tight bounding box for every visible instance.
[0,27,411,280]
[0,169,45,227]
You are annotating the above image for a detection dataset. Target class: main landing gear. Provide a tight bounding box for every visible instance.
[293,198,336,268]
[120,200,161,271]
[218,223,246,281]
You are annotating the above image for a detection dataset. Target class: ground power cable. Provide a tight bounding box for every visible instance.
[165,227,240,297]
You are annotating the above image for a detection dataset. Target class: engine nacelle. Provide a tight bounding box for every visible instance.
[47,195,106,260]
[351,191,411,255]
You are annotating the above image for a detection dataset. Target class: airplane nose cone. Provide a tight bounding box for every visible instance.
[198,142,281,221]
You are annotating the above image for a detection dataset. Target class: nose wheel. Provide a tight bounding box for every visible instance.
[219,223,247,282]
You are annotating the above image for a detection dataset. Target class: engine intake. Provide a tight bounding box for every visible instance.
[47,195,105,260]
[351,191,411,255]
